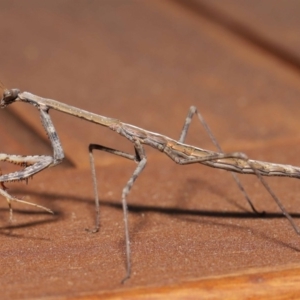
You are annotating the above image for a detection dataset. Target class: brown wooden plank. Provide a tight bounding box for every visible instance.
[73,266,300,299]
[1,0,300,298]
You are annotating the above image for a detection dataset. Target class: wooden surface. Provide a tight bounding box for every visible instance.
[1,0,300,299]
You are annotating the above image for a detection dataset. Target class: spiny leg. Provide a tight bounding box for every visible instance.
[0,154,53,182]
[0,105,64,218]
[0,161,54,220]
[89,140,147,283]
[0,107,65,183]
[179,106,264,215]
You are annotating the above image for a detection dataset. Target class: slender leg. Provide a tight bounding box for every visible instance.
[179,106,264,215]
[246,159,300,234]
[88,144,138,233]
[89,139,147,283]
[178,108,300,233]
[0,185,53,219]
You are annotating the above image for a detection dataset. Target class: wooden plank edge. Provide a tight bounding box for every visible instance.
[70,264,300,300]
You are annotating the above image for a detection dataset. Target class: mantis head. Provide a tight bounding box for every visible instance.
[0,88,20,108]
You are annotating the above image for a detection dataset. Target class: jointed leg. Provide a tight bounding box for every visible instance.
[179,106,263,215]
[39,107,64,167]
[0,184,53,220]
[88,144,138,233]
[0,107,64,219]
[178,107,300,234]
[0,107,64,184]
[89,139,147,283]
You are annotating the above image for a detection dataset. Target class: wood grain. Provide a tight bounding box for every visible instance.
[1,0,300,298]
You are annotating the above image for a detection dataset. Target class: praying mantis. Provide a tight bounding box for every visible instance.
[1,86,300,282]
